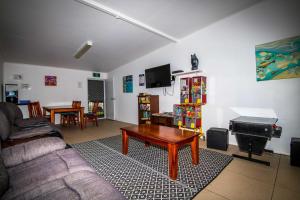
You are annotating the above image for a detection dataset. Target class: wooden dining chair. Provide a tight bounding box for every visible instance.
[28,101,43,118]
[61,101,81,126]
[84,101,100,127]
[28,101,50,120]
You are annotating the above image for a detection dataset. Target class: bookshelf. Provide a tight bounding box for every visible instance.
[138,95,159,125]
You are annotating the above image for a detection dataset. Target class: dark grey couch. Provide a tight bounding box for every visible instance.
[0,137,125,200]
[0,102,48,129]
[0,103,62,147]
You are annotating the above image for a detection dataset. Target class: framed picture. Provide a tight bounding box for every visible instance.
[123,75,133,93]
[45,75,57,86]
[139,74,145,86]
[255,35,300,81]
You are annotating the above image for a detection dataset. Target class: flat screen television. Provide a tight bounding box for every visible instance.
[145,64,171,88]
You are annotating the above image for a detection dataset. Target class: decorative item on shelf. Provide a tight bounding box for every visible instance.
[139,104,150,111]
[191,76,207,105]
[185,117,201,129]
[191,53,199,70]
[173,104,183,116]
[139,96,151,104]
[180,78,192,104]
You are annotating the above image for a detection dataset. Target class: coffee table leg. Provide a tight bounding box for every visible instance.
[122,130,128,155]
[145,141,150,147]
[191,136,199,165]
[168,143,178,180]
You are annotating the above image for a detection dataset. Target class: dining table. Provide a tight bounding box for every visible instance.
[43,105,85,129]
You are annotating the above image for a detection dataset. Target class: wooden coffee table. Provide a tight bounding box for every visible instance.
[120,124,200,180]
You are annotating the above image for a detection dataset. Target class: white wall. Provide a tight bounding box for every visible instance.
[109,0,300,155]
[3,62,107,122]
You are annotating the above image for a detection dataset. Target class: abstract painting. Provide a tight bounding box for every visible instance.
[123,75,133,93]
[255,35,300,81]
[45,75,57,86]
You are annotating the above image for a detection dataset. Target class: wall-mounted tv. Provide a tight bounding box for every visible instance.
[145,64,171,88]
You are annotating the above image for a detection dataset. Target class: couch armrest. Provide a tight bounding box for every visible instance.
[1,137,66,168]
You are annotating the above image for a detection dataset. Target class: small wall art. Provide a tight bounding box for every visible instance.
[139,74,145,86]
[45,75,57,86]
[255,35,300,81]
[123,75,133,93]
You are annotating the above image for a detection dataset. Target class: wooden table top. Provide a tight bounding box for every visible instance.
[43,105,83,110]
[121,124,199,144]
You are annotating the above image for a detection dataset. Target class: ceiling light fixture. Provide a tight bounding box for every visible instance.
[74,0,179,43]
[74,40,93,59]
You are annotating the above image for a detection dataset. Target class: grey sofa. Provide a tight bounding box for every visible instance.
[0,102,48,129]
[0,104,62,147]
[0,137,125,200]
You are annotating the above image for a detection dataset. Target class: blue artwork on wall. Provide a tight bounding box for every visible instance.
[123,75,133,93]
[255,35,300,81]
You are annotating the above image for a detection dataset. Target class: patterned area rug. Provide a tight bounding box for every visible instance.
[71,135,232,200]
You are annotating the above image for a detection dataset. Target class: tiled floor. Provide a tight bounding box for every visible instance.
[61,120,300,200]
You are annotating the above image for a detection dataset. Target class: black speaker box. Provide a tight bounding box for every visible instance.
[207,128,229,151]
[291,138,300,167]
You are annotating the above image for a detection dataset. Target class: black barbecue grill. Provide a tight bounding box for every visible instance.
[229,116,282,166]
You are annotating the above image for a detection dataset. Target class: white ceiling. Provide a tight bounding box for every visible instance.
[0,0,261,72]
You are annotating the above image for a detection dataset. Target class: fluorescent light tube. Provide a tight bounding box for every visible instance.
[74,40,93,59]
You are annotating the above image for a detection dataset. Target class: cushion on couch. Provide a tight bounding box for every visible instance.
[14,117,49,129]
[0,110,10,141]
[3,149,95,199]
[1,137,66,167]
[7,171,125,200]
[9,125,56,140]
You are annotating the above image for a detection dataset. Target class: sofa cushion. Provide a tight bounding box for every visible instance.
[0,156,9,197]
[3,149,95,199]
[1,137,66,167]
[14,117,49,129]
[9,125,55,140]
[8,171,125,200]
[0,110,11,141]
[4,171,125,200]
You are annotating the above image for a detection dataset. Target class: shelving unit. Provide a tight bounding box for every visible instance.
[138,95,159,125]
[173,76,207,136]
[171,69,203,76]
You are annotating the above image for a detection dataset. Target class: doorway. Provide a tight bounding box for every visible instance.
[87,79,105,118]
[105,77,115,120]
